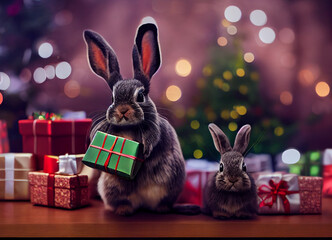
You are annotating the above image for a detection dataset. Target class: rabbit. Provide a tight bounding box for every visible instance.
[203,123,258,219]
[82,18,188,216]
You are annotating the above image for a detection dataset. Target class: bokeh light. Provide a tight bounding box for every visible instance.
[166,85,182,102]
[239,85,248,95]
[64,80,81,98]
[54,10,73,26]
[38,42,53,58]
[0,92,3,105]
[274,126,284,136]
[217,37,228,47]
[222,82,230,91]
[224,6,242,23]
[280,91,293,105]
[298,69,315,86]
[0,72,11,90]
[221,19,231,27]
[244,52,255,63]
[279,28,295,44]
[235,106,247,115]
[56,61,72,79]
[230,110,239,119]
[259,27,276,44]
[190,120,200,130]
[33,67,46,84]
[227,25,237,35]
[282,148,301,164]
[193,149,203,159]
[175,59,192,77]
[315,81,330,97]
[221,110,230,119]
[44,65,55,79]
[250,10,267,26]
[236,68,245,77]
[223,71,233,80]
[228,122,238,131]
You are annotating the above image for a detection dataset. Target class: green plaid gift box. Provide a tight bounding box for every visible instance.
[82,131,144,179]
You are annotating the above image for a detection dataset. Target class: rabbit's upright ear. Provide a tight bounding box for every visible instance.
[233,125,251,154]
[83,30,122,89]
[208,123,232,154]
[132,19,161,92]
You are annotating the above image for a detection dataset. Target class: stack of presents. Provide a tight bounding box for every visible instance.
[0,113,332,215]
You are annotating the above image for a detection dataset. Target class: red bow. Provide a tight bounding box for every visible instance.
[258,179,299,213]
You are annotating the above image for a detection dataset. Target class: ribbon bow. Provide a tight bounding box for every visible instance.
[258,179,299,214]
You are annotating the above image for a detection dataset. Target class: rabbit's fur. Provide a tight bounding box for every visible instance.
[203,123,258,219]
[83,19,185,215]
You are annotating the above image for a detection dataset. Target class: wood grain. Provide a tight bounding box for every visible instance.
[0,198,332,237]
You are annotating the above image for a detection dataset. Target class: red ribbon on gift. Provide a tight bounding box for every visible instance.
[47,173,55,207]
[258,179,299,214]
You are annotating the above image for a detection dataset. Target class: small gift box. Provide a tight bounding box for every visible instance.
[176,159,219,207]
[0,153,35,200]
[322,149,332,196]
[256,172,322,214]
[28,171,89,209]
[44,154,84,175]
[83,131,144,180]
[0,120,10,154]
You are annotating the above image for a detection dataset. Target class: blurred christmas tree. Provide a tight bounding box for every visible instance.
[176,39,297,161]
[0,0,60,151]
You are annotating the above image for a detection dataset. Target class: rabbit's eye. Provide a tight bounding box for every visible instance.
[219,163,224,172]
[137,90,144,102]
[242,162,247,172]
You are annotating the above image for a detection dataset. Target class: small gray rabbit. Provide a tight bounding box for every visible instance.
[82,18,187,216]
[203,123,258,219]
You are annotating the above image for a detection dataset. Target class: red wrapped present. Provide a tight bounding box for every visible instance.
[28,171,89,209]
[323,149,332,196]
[256,172,322,214]
[176,159,218,207]
[18,118,91,169]
[0,120,10,153]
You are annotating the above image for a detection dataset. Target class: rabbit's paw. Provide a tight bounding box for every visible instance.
[115,204,135,216]
[155,204,171,214]
[212,210,231,220]
[235,210,256,219]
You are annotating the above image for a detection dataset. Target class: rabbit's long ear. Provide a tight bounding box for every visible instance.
[233,124,251,154]
[84,30,122,89]
[132,20,161,92]
[208,123,232,154]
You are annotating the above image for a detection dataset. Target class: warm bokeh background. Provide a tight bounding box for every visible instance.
[1,0,332,161]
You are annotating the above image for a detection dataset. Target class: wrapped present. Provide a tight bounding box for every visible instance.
[176,159,219,207]
[83,131,144,180]
[322,149,332,196]
[0,153,35,200]
[18,116,91,169]
[0,120,10,153]
[28,171,89,209]
[275,151,322,176]
[244,153,273,173]
[256,172,322,214]
[44,154,84,175]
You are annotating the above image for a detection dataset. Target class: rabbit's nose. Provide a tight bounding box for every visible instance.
[228,178,238,184]
[118,106,129,115]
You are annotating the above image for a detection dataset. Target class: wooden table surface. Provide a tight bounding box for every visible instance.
[1,197,332,238]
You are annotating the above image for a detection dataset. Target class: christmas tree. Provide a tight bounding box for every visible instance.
[176,38,297,162]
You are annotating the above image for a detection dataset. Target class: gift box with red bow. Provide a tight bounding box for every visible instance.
[256,172,322,214]
[28,171,89,209]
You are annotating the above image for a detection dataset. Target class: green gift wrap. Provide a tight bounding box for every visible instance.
[289,151,322,177]
[82,131,144,179]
